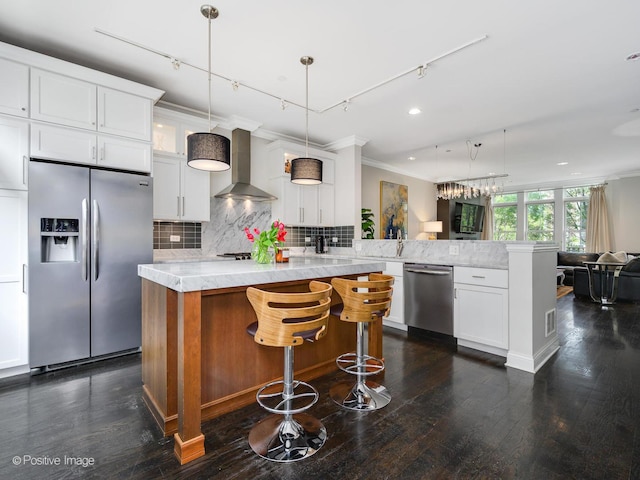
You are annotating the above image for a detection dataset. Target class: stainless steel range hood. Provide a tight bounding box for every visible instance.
[214,129,276,201]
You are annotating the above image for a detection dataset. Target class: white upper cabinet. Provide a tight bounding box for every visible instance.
[98,87,152,141]
[30,69,153,142]
[31,123,97,166]
[152,108,209,157]
[0,58,29,118]
[30,69,97,130]
[0,116,29,190]
[98,136,151,173]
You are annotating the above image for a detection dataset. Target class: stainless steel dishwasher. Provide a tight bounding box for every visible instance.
[403,263,454,335]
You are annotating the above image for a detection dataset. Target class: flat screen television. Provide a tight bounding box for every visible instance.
[453,202,485,233]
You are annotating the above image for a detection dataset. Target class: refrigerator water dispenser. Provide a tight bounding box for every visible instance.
[41,218,79,262]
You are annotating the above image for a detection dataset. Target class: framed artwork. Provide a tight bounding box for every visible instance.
[380,181,408,239]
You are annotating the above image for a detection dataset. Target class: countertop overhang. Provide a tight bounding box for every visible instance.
[138,257,387,292]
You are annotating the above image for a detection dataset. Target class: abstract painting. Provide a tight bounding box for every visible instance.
[380,181,408,239]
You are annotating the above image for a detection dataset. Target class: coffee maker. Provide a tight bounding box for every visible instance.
[315,236,325,254]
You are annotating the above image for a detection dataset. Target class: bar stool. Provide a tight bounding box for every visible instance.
[329,273,394,411]
[246,280,332,462]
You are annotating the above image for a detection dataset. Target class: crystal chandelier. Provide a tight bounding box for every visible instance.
[436,174,508,200]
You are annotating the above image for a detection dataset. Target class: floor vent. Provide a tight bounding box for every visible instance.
[545,308,557,336]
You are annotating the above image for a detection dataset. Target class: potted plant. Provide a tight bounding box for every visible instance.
[361,208,375,239]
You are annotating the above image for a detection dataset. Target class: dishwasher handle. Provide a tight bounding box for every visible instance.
[404,268,451,275]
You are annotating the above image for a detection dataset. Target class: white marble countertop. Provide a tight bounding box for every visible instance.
[138,257,387,292]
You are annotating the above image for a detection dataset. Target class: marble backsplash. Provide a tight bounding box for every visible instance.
[352,239,512,268]
[201,197,272,256]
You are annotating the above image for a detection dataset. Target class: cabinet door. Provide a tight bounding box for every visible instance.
[98,87,151,141]
[0,116,29,190]
[0,190,28,371]
[318,183,334,226]
[30,69,97,130]
[152,156,181,220]
[299,185,318,225]
[182,163,210,221]
[454,283,508,349]
[31,123,97,166]
[0,58,29,117]
[98,136,152,173]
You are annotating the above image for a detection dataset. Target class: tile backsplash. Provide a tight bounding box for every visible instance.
[154,222,201,249]
[286,225,354,248]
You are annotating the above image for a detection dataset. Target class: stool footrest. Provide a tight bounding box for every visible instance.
[336,352,385,376]
[256,380,319,415]
[329,379,391,411]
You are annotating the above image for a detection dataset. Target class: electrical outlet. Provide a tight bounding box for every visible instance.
[305,237,311,243]
[332,237,338,243]
[170,235,180,242]
[355,242,362,251]
[449,245,459,255]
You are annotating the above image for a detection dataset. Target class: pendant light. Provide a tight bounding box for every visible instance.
[187,5,230,172]
[290,56,323,185]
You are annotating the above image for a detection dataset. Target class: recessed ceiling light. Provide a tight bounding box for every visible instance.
[626,52,640,61]
[487,172,496,176]
[557,162,569,166]
[408,156,416,161]
[571,172,582,175]
[408,107,421,115]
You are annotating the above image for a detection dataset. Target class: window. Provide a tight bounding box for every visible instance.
[564,187,590,252]
[526,190,554,241]
[492,194,517,240]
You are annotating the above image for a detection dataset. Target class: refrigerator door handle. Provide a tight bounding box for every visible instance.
[92,199,100,281]
[82,198,89,281]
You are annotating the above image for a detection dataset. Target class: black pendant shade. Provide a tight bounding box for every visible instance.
[187,132,230,171]
[290,157,323,185]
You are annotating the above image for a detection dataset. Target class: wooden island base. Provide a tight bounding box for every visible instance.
[141,274,383,462]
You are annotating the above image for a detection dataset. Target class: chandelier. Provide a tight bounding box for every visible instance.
[436,174,508,200]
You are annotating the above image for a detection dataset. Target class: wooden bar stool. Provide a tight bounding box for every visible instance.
[246,280,332,462]
[329,273,394,411]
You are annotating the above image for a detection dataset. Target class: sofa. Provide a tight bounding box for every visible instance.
[557,251,640,303]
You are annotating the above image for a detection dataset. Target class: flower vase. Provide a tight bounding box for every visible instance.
[252,242,274,264]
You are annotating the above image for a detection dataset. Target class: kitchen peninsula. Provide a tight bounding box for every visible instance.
[138,257,386,464]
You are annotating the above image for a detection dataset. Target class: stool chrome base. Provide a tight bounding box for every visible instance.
[248,413,326,462]
[329,379,391,411]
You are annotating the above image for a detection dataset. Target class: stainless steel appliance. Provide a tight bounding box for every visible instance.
[28,160,153,369]
[403,263,454,335]
[315,236,325,254]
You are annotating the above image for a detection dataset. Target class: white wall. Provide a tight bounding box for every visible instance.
[607,176,640,252]
[361,164,436,240]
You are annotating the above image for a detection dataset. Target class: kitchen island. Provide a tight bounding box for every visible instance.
[138,257,386,464]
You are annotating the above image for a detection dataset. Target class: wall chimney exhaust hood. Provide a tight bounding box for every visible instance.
[214,129,277,201]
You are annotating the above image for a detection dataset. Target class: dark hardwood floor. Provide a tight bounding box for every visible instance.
[1,295,639,479]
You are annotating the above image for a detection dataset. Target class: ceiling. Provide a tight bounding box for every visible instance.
[2,0,640,191]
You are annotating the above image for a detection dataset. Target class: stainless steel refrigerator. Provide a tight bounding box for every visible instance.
[28,160,153,369]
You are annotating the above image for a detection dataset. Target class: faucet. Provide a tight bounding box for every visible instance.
[396,230,404,257]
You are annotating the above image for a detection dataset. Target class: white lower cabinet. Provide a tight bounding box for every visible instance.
[0,190,28,376]
[153,154,210,221]
[383,261,405,330]
[454,266,508,356]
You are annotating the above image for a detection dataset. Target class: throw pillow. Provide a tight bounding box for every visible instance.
[596,251,628,264]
